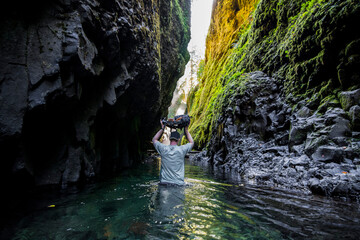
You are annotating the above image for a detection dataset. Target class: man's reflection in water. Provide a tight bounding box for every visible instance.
[150,183,185,225]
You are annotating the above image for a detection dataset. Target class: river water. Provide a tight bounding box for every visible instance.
[7,158,360,240]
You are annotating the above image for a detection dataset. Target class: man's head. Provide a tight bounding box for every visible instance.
[169,131,180,145]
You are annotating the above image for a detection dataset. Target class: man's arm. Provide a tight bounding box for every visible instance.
[152,120,165,144]
[184,126,194,145]
[152,128,164,144]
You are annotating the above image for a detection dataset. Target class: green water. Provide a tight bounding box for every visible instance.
[7,159,360,240]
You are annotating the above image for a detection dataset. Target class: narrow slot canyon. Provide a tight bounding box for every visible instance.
[1,0,360,239]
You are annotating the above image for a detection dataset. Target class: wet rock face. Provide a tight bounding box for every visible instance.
[191,71,360,199]
[0,0,190,189]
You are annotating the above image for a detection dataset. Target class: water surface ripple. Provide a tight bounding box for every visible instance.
[7,159,360,239]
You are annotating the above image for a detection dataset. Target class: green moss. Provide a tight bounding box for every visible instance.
[197,59,205,79]
[318,79,333,99]
[317,94,340,113]
[188,0,360,149]
[173,0,190,56]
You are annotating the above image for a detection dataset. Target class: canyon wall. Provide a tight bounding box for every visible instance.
[0,0,190,191]
[189,0,360,198]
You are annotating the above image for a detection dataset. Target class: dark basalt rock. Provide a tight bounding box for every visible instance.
[190,71,360,200]
[311,146,345,164]
[0,0,190,192]
[339,89,360,111]
[349,105,360,131]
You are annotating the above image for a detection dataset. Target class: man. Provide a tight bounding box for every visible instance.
[152,120,194,185]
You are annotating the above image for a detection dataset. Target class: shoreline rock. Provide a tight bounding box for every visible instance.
[190,71,360,200]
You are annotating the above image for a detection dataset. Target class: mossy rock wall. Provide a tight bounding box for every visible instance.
[189,0,360,149]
